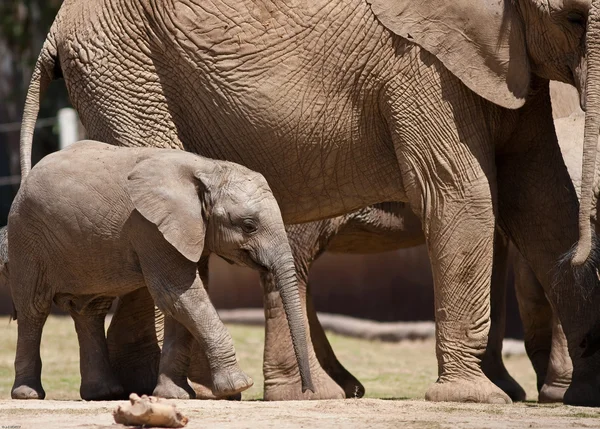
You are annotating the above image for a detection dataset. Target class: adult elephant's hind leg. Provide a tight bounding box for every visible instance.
[513,255,571,403]
[391,83,510,404]
[481,231,526,401]
[306,280,365,398]
[153,315,196,399]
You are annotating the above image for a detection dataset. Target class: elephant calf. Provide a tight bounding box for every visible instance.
[7,140,313,401]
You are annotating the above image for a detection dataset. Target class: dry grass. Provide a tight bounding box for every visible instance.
[0,315,538,402]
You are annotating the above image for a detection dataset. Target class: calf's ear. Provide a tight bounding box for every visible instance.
[126,152,212,262]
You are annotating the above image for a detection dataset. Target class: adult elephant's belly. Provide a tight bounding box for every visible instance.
[184,100,407,223]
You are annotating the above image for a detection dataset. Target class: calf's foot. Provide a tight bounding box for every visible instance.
[211,367,253,397]
[153,374,196,400]
[81,378,125,401]
[189,380,242,400]
[12,382,45,400]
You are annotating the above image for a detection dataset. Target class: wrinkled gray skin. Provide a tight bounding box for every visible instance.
[19,0,600,404]
[7,141,313,401]
[0,226,8,298]
[512,112,600,404]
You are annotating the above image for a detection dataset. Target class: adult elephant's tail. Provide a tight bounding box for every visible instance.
[20,28,61,179]
[573,0,600,265]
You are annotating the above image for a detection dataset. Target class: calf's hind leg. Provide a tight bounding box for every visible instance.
[63,295,125,400]
[12,310,50,399]
[11,263,51,399]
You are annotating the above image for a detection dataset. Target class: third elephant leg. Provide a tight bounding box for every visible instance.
[495,81,599,406]
[304,279,365,398]
[480,230,526,401]
[106,287,162,396]
[260,269,345,400]
[513,253,572,403]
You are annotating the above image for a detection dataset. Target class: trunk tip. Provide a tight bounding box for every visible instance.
[302,380,315,394]
[572,239,592,266]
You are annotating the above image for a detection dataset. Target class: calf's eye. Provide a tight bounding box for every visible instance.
[242,218,258,234]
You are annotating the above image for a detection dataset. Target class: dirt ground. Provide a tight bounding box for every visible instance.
[1,398,600,429]
[1,316,600,428]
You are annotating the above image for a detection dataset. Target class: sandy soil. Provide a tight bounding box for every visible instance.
[1,398,600,429]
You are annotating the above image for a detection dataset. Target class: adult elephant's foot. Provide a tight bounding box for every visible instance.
[325,364,365,399]
[563,380,600,407]
[489,373,526,402]
[425,377,512,404]
[481,358,526,402]
[80,378,125,401]
[12,384,45,400]
[263,363,345,401]
[153,374,196,399]
[262,282,345,401]
[211,368,253,397]
[539,383,568,403]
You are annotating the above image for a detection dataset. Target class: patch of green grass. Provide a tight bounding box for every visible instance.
[569,412,600,419]
[0,316,80,400]
[0,316,539,402]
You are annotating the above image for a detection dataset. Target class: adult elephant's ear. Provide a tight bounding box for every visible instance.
[126,151,210,263]
[367,0,530,109]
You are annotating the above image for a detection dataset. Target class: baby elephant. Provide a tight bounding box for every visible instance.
[8,140,312,400]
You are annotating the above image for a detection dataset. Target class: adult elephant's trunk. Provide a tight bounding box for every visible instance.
[573,0,600,265]
[268,247,314,393]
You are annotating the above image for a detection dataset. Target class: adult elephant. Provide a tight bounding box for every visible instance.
[20,0,600,404]
[243,109,592,404]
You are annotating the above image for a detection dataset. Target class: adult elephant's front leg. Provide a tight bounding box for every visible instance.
[391,89,510,404]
